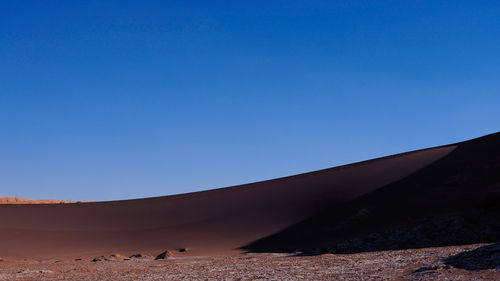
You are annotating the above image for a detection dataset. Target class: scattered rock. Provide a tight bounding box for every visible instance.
[40,259,59,264]
[108,254,127,261]
[21,259,38,263]
[413,265,439,273]
[92,256,109,262]
[75,258,82,261]
[17,269,54,274]
[0,244,498,280]
[155,250,174,260]
[178,248,189,252]
[92,254,128,262]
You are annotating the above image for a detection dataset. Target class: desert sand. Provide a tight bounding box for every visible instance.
[0,132,499,280]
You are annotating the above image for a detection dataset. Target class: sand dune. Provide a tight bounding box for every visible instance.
[1,133,498,260]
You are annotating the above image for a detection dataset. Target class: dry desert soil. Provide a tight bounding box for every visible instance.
[0,244,498,280]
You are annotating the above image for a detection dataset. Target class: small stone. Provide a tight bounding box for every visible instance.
[92,256,108,262]
[108,254,127,261]
[155,250,174,260]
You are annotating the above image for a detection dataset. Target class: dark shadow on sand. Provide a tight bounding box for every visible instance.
[444,243,500,270]
[240,133,500,255]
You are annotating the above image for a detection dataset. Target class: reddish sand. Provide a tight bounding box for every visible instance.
[0,141,457,260]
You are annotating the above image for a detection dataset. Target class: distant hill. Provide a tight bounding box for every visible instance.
[0,197,85,204]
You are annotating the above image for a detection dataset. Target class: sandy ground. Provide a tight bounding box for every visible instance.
[0,244,498,281]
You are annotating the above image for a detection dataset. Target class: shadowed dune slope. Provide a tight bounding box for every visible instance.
[243,132,500,254]
[0,135,479,259]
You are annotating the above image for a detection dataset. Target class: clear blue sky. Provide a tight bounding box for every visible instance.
[1,1,499,201]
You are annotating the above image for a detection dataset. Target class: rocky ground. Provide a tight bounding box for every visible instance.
[0,244,498,280]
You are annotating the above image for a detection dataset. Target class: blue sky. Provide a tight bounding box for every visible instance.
[1,1,499,201]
